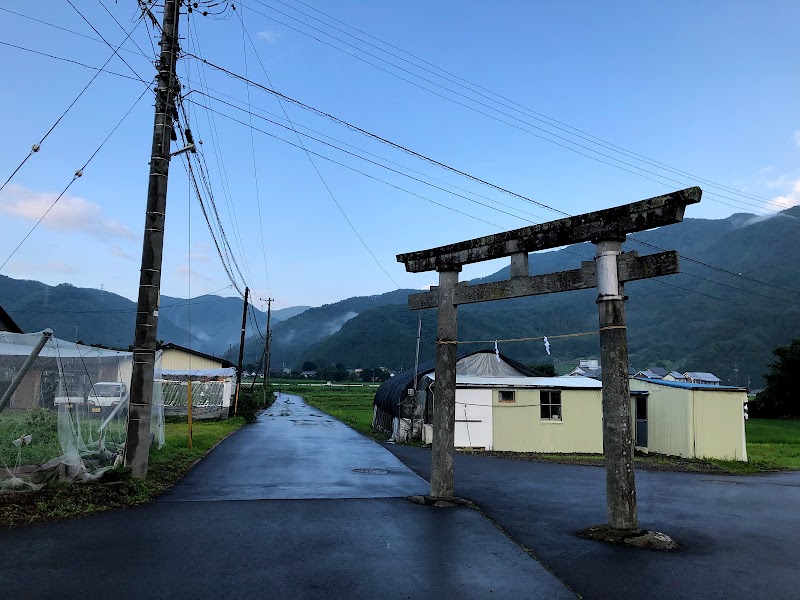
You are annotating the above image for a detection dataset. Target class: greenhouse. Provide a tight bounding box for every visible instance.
[0,330,164,491]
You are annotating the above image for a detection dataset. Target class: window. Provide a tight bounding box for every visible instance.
[540,390,562,421]
[499,390,516,403]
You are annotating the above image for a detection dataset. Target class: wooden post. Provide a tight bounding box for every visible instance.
[431,269,459,499]
[187,379,193,449]
[596,238,637,530]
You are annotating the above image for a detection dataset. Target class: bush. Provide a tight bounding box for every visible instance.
[236,389,259,424]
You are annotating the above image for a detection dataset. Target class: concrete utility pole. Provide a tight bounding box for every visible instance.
[431,269,459,499]
[231,286,249,416]
[250,298,272,396]
[595,238,636,530]
[124,0,181,478]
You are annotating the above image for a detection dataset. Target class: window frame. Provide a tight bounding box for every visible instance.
[540,389,562,422]
[498,389,516,403]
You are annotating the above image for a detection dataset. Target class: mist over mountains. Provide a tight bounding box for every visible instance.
[2,206,799,387]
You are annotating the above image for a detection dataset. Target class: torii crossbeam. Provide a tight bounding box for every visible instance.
[397,186,701,531]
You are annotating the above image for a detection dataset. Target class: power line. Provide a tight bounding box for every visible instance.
[185,91,532,224]
[0,85,152,272]
[235,5,401,289]
[0,6,152,60]
[65,0,148,85]
[182,56,800,301]
[185,15,257,293]
[0,15,148,192]
[237,6,273,296]
[251,0,777,208]
[0,40,149,84]
[182,97,506,229]
[191,86,549,223]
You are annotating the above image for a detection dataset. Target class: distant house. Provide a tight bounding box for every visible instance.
[634,367,668,380]
[566,359,601,379]
[0,304,22,333]
[684,372,721,386]
[662,371,686,382]
[301,370,317,378]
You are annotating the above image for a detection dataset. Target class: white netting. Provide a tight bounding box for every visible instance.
[0,331,164,491]
[162,380,227,420]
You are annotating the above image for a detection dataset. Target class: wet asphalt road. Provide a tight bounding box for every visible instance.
[0,395,575,599]
[386,444,800,600]
[161,393,429,500]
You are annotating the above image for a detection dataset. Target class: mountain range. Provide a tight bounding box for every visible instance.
[2,206,799,387]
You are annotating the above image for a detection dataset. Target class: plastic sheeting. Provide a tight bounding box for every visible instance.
[0,331,164,491]
[372,350,536,439]
[161,380,228,420]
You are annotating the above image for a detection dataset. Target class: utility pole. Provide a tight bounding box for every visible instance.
[124,0,181,478]
[249,298,272,396]
[265,329,273,398]
[231,287,249,416]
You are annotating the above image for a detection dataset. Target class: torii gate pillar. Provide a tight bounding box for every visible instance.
[595,237,637,530]
[431,269,459,499]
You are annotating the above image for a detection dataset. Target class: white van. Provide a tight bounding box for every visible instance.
[87,382,128,413]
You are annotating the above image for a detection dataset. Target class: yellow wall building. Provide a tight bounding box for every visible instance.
[425,375,747,461]
[629,378,747,461]
[157,343,235,372]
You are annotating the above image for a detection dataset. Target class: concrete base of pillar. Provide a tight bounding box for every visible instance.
[578,524,678,551]
[408,495,472,508]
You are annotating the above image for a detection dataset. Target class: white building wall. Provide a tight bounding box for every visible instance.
[454,388,493,450]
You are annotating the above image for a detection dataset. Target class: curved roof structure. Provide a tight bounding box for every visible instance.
[373,350,535,418]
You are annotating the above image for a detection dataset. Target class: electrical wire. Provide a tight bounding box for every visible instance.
[246,0,779,210]
[238,6,273,296]
[0,15,148,192]
[0,85,152,272]
[0,6,151,60]
[235,4,400,289]
[185,15,257,292]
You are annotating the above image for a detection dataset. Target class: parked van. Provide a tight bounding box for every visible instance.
[87,382,128,414]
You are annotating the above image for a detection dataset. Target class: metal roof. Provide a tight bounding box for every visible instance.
[684,372,721,382]
[426,374,602,389]
[637,378,744,392]
[160,368,236,378]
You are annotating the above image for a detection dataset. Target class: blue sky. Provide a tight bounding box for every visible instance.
[0,0,798,311]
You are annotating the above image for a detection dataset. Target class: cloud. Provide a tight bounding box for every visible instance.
[758,166,774,175]
[0,184,135,241]
[183,242,212,263]
[765,178,800,211]
[6,259,77,275]
[257,30,280,44]
[111,246,134,260]
[175,264,212,283]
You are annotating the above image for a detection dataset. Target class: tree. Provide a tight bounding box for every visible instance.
[752,339,800,419]
[528,363,557,377]
[301,361,317,372]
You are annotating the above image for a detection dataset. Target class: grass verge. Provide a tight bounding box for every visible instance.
[0,417,245,528]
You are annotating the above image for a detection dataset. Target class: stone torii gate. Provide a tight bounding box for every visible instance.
[397,186,701,531]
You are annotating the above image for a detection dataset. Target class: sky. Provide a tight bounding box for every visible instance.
[0,0,798,312]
